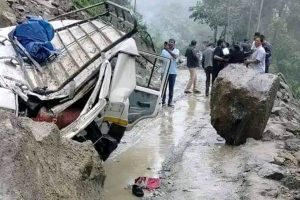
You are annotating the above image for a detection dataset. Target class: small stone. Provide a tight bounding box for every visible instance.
[0,11,16,27]
[272,157,285,166]
[15,5,25,12]
[51,2,59,7]
[294,151,300,164]
[19,0,26,5]
[283,174,300,190]
[153,191,161,196]
[49,7,59,16]
[279,81,291,93]
[279,152,298,166]
[277,92,283,99]
[263,124,294,140]
[6,0,16,6]
[285,139,300,152]
[260,189,279,198]
[258,163,286,181]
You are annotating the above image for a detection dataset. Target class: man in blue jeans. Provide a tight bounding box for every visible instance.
[161,39,180,108]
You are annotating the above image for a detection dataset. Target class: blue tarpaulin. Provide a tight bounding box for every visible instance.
[9,16,57,64]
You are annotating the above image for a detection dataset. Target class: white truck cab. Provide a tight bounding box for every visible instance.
[0,1,170,160]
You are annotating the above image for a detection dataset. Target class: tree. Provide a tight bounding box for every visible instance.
[190,0,259,42]
[189,0,228,42]
[190,0,300,98]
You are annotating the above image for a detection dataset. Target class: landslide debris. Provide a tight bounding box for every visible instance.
[0,111,105,200]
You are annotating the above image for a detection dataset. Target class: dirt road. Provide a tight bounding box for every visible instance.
[103,69,299,200]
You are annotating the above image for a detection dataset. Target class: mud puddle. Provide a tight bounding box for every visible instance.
[103,69,299,200]
[102,70,210,199]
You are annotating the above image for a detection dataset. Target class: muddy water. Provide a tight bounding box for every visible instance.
[102,114,178,198]
[102,101,204,199]
[102,70,208,199]
[102,69,296,200]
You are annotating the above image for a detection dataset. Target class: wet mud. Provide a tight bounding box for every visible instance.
[103,69,299,200]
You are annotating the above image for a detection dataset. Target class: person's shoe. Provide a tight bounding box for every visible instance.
[162,102,166,107]
[193,89,201,94]
[168,103,175,108]
[184,90,192,94]
[132,185,144,197]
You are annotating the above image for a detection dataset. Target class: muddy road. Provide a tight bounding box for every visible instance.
[103,69,298,200]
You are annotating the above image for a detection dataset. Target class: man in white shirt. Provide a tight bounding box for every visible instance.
[161,39,180,107]
[250,32,261,51]
[245,36,266,73]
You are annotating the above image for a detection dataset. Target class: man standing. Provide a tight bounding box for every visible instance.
[245,36,266,74]
[184,40,200,94]
[161,39,180,108]
[260,35,272,73]
[160,41,169,76]
[212,39,227,83]
[251,32,261,51]
[229,44,245,64]
[202,43,214,96]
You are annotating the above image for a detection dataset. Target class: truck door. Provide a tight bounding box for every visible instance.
[126,51,170,130]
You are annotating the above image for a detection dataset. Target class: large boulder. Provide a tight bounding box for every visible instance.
[210,64,280,145]
[0,111,105,200]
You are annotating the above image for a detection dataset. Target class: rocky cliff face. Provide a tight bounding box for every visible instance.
[0,0,73,27]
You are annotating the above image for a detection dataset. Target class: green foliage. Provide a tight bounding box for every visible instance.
[190,0,300,98]
[74,0,102,7]
[190,0,228,29]
[269,5,300,98]
[190,0,253,42]
[73,0,131,7]
[146,2,212,52]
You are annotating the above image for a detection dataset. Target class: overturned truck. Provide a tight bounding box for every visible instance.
[0,2,170,160]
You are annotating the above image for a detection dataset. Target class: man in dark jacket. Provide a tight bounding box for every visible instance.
[229,44,245,64]
[212,39,227,83]
[202,43,214,96]
[260,35,272,73]
[184,40,200,93]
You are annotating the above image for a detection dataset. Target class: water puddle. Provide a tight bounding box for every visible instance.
[102,71,210,199]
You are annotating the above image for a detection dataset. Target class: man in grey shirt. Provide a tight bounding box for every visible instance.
[202,43,214,96]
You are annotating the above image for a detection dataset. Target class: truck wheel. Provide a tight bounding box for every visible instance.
[94,123,126,161]
[84,122,126,161]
